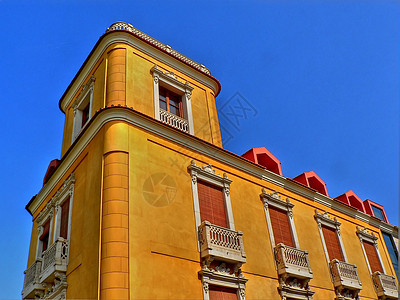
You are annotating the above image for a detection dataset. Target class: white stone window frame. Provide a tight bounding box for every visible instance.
[72,76,95,142]
[356,226,386,274]
[260,190,300,251]
[314,210,348,264]
[201,269,247,300]
[36,202,54,258]
[187,160,235,232]
[52,173,75,242]
[151,65,194,134]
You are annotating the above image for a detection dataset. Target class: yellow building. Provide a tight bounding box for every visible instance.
[22,22,398,300]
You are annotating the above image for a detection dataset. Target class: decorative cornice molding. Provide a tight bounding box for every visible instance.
[260,189,294,212]
[314,209,341,229]
[107,22,211,75]
[356,226,378,243]
[60,28,219,112]
[187,160,232,187]
[26,106,399,236]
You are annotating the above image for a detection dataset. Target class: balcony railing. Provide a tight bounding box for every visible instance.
[198,221,246,264]
[275,243,313,280]
[372,271,398,299]
[330,259,362,292]
[40,237,69,283]
[159,109,189,133]
[22,259,44,299]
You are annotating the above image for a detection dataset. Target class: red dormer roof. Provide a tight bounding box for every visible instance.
[43,159,61,186]
[241,147,282,176]
[364,199,389,223]
[335,190,365,213]
[293,171,329,196]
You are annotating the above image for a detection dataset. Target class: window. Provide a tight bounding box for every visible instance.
[53,174,75,241]
[189,161,247,300]
[321,225,344,261]
[151,65,194,134]
[261,190,314,300]
[198,180,227,228]
[159,87,182,117]
[314,210,347,263]
[188,161,234,231]
[371,206,386,222]
[209,286,238,300]
[39,219,51,253]
[269,206,294,247]
[260,190,300,249]
[357,227,386,274]
[72,76,95,141]
[59,197,70,239]
[36,204,54,257]
[200,273,246,300]
[382,232,399,276]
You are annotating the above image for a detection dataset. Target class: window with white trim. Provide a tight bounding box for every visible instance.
[151,65,194,134]
[357,227,385,274]
[72,76,95,141]
[314,210,347,263]
[36,208,54,257]
[260,190,300,249]
[187,161,234,231]
[188,161,247,300]
[53,174,75,242]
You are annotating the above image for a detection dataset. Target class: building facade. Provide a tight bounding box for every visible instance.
[22,22,398,300]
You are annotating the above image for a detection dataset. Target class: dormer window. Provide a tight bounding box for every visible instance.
[151,65,194,134]
[72,76,95,142]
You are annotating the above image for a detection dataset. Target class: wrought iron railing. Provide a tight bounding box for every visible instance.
[106,22,211,75]
[159,109,189,133]
[198,221,246,263]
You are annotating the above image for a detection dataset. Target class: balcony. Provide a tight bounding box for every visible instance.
[372,271,398,299]
[275,243,313,280]
[198,221,246,265]
[22,259,44,299]
[40,237,69,283]
[330,259,362,297]
[159,109,189,133]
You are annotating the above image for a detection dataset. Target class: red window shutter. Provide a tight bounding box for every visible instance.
[198,181,227,228]
[60,197,70,239]
[268,206,293,247]
[363,241,383,273]
[322,225,344,261]
[209,285,238,300]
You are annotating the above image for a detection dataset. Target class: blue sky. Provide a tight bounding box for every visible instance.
[0,1,398,298]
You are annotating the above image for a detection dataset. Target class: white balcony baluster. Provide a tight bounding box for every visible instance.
[274,243,313,280]
[159,109,189,133]
[372,271,398,299]
[330,259,362,297]
[198,221,246,264]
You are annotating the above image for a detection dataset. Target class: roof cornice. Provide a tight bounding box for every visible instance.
[58,22,221,113]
